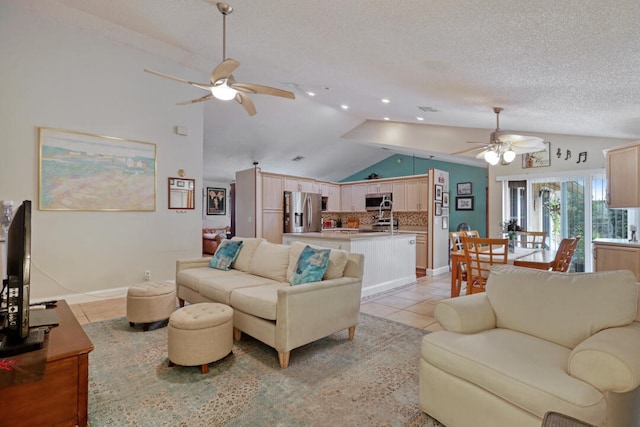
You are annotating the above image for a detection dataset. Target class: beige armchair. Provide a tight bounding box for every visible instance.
[419,266,640,427]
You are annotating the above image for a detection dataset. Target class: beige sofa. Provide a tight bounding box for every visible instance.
[176,238,364,368]
[420,265,640,427]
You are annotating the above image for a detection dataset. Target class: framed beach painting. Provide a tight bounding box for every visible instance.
[38,127,156,211]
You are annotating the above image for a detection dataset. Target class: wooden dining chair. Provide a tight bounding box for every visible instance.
[462,237,509,294]
[551,236,581,272]
[518,231,547,249]
[449,230,481,294]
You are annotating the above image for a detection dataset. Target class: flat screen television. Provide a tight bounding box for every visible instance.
[0,200,44,357]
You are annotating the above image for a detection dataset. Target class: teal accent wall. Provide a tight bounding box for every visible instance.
[341,154,488,236]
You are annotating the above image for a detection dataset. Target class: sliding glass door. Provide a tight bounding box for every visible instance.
[503,173,628,272]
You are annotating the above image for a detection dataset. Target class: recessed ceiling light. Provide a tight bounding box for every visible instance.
[416,117,424,121]
[384,117,390,121]
[381,98,390,104]
[306,91,316,97]
[341,104,349,110]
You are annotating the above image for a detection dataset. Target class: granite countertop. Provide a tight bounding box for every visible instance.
[283,231,416,240]
[592,238,640,247]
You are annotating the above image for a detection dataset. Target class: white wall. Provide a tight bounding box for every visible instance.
[0,4,204,302]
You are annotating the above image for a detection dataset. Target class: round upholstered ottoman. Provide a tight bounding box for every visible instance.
[126,281,176,331]
[167,303,233,374]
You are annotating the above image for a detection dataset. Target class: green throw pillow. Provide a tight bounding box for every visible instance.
[291,245,331,286]
[209,240,243,270]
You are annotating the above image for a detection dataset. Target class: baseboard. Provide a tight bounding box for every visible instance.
[361,274,417,298]
[32,280,176,305]
[427,265,449,277]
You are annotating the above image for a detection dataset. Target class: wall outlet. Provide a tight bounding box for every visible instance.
[144,270,151,281]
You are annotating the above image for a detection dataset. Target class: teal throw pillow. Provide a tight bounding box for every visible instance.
[291,245,331,286]
[209,240,243,271]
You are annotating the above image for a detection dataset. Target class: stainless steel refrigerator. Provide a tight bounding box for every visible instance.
[283,191,322,233]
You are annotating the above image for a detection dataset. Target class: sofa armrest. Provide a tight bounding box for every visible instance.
[568,321,640,393]
[434,293,496,334]
[274,277,362,352]
[176,257,212,274]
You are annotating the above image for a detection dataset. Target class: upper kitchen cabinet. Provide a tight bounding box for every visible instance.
[405,177,429,211]
[262,173,284,210]
[284,177,316,193]
[319,182,341,211]
[341,183,367,212]
[606,143,640,208]
[367,182,393,194]
[392,180,406,211]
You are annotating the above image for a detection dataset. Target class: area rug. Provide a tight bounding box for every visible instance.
[83,313,443,426]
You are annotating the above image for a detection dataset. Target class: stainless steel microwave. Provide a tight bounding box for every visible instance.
[365,192,392,211]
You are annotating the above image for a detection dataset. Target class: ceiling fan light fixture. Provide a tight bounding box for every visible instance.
[502,148,516,163]
[484,149,500,165]
[211,79,237,100]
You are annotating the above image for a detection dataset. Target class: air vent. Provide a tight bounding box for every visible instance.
[417,106,439,113]
[292,156,305,161]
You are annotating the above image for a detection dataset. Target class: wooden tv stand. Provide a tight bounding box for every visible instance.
[2,300,94,427]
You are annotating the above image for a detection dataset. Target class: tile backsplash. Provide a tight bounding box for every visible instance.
[322,211,427,227]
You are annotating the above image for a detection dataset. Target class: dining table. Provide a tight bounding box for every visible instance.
[450,247,555,297]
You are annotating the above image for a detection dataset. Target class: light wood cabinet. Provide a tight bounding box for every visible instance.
[262,210,284,244]
[321,183,341,211]
[340,183,367,212]
[367,182,392,194]
[606,144,640,208]
[284,177,316,193]
[392,180,406,211]
[405,178,428,211]
[593,241,640,280]
[262,174,284,210]
[415,234,427,270]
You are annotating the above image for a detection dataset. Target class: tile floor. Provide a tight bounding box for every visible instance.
[69,273,452,333]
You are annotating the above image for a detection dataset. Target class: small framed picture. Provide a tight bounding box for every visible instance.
[456,196,474,211]
[435,184,443,201]
[442,216,449,230]
[442,192,449,207]
[457,182,472,195]
[207,187,226,215]
[523,141,551,168]
[435,202,442,216]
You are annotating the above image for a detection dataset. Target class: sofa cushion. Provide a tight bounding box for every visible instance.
[422,329,606,422]
[291,245,331,285]
[177,267,243,293]
[486,266,638,349]
[230,237,265,272]
[286,241,349,282]
[198,272,279,305]
[209,240,243,270]
[230,283,289,320]
[248,241,291,282]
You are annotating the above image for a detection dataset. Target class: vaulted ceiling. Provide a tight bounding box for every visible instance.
[15,0,640,181]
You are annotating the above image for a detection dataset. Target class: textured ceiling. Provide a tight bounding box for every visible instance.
[13,0,640,181]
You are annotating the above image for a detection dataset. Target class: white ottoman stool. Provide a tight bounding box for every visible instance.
[126,281,176,331]
[168,303,233,374]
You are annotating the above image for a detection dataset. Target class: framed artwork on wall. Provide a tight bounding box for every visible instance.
[457,182,472,195]
[442,192,449,207]
[435,184,443,201]
[442,216,449,229]
[207,187,226,215]
[435,202,442,216]
[456,196,474,211]
[523,141,551,168]
[38,127,156,211]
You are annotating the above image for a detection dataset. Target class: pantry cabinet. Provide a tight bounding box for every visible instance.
[605,143,640,208]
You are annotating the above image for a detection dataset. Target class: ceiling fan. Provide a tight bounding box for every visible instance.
[453,107,546,165]
[144,2,294,116]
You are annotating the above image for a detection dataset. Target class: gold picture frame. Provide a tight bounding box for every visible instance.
[38,127,157,211]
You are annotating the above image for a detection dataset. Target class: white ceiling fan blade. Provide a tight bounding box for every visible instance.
[509,145,546,155]
[497,133,544,146]
[452,145,488,155]
[144,69,212,91]
[211,58,240,83]
[231,82,295,99]
[176,94,215,105]
[236,92,256,116]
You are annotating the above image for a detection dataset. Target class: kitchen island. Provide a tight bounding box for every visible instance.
[593,238,640,280]
[282,231,417,297]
